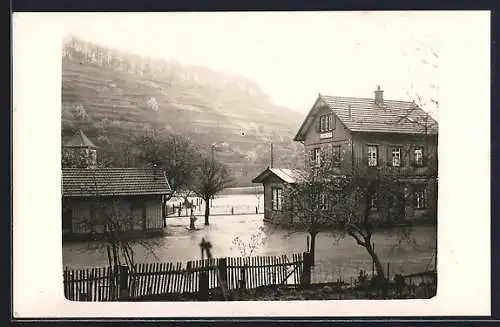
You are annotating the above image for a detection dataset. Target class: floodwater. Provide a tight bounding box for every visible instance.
[168,193,264,216]
[63,194,437,283]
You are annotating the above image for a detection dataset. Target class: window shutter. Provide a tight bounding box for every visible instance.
[332,114,336,130]
[332,145,340,165]
[325,143,332,163]
[400,146,405,167]
[413,188,418,207]
[315,116,321,133]
[386,146,391,167]
[308,149,314,168]
[409,145,416,167]
[424,186,428,208]
[363,145,368,167]
[378,146,383,167]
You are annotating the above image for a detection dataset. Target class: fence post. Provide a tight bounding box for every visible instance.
[239,267,246,289]
[198,270,209,301]
[218,258,228,289]
[63,269,68,299]
[118,265,129,300]
[371,242,375,278]
[231,207,234,215]
[255,206,258,214]
[300,252,312,286]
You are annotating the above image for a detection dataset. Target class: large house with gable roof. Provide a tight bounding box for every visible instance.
[253,86,438,225]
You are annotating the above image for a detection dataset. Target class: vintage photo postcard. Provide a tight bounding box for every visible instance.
[12,10,491,318]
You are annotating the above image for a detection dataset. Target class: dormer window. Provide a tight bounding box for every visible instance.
[319,114,334,132]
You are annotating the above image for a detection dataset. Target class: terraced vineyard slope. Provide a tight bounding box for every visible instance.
[61,36,305,186]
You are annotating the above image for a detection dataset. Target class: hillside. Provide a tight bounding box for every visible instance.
[61,36,306,186]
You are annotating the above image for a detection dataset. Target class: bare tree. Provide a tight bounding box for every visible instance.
[231,226,268,258]
[280,155,342,265]
[192,157,233,225]
[132,128,201,198]
[282,140,437,278]
[326,171,408,280]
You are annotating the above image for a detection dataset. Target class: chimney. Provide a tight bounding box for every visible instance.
[152,162,159,182]
[374,85,384,106]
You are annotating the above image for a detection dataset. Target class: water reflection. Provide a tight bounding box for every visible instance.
[63,214,436,281]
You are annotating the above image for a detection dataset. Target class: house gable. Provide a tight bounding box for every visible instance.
[293,95,328,142]
[294,93,439,144]
[252,167,304,184]
[295,90,439,173]
[303,105,352,147]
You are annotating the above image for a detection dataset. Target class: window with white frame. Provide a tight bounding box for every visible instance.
[314,148,321,167]
[391,147,401,167]
[414,147,424,166]
[319,114,334,132]
[332,145,341,166]
[272,187,283,211]
[319,193,330,210]
[368,145,378,167]
[414,186,426,209]
[370,193,378,211]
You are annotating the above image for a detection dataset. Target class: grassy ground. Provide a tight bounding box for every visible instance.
[130,282,436,301]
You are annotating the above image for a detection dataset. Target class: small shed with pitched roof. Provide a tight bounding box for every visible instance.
[252,167,305,224]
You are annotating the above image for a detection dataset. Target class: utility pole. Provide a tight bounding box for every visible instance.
[270,143,274,168]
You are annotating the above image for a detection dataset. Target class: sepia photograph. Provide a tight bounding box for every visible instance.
[12,10,491,318]
[60,12,438,302]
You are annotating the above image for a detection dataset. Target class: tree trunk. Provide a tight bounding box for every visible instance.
[309,232,317,266]
[366,242,385,279]
[204,197,210,225]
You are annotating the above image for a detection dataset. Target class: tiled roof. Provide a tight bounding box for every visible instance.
[252,167,306,184]
[294,93,438,141]
[64,130,98,148]
[62,168,172,197]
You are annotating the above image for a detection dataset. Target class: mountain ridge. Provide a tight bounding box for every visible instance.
[61,36,305,186]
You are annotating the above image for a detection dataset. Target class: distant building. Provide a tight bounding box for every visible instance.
[61,130,172,241]
[62,130,98,168]
[253,86,438,225]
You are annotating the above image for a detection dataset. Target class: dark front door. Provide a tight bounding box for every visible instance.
[131,202,146,231]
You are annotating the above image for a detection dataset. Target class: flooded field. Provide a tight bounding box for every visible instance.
[168,190,264,216]
[63,193,436,283]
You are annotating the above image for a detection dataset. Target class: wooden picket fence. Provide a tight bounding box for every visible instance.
[63,253,307,301]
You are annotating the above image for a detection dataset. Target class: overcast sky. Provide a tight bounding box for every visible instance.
[62,12,443,117]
